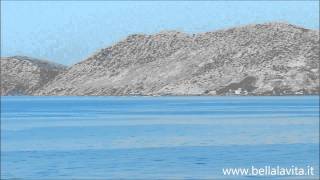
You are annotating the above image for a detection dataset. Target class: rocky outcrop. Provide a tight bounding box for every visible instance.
[0,56,67,95]
[35,22,319,96]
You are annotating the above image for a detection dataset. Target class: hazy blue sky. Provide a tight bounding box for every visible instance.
[1,1,319,65]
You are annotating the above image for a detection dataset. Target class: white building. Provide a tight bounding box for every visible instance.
[235,88,242,95]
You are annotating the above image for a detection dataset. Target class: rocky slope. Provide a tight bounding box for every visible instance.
[1,56,67,95]
[2,22,319,96]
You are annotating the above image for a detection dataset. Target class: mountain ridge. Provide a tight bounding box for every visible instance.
[1,22,319,96]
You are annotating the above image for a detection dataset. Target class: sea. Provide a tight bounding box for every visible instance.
[1,96,319,179]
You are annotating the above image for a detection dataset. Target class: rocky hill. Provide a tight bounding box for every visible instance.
[1,22,319,96]
[1,56,67,95]
[36,22,319,96]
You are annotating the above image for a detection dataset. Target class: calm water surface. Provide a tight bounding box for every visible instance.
[1,96,319,179]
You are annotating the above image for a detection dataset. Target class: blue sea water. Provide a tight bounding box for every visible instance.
[1,96,319,179]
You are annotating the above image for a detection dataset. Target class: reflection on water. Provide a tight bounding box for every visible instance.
[1,96,319,179]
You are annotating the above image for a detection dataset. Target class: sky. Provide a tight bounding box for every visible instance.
[1,1,319,65]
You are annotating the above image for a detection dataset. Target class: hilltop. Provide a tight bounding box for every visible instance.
[0,56,67,95]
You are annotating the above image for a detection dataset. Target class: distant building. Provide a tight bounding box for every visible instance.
[235,88,242,95]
